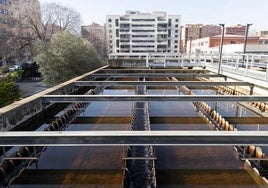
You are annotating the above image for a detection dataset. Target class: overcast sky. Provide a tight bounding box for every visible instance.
[39,0,268,31]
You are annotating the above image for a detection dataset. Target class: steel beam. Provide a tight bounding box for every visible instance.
[122,157,157,160]
[1,131,268,146]
[99,69,209,73]
[89,73,227,79]
[74,81,252,87]
[225,117,268,124]
[71,117,206,124]
[42,95,268,103]
[67,117,268,125]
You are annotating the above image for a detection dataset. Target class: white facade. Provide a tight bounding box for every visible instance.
[106,11,180,54]
[209,44,268,54]
[187,37,210,54]
[188,37,268,55]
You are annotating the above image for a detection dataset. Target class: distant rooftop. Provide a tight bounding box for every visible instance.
[124,10,168,17]
[212,34,259,38]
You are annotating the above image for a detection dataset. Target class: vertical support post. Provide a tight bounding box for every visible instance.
[181,54,184,67]
[242,23,253,64]
[244,55,249,75]
[249,84,254,95]
[251,55,254,69]
[211,54,214,64]
[266,62,268,80]
[236,55,239,70]
[188,37,192,59]
[218,24,225,74]
[146,53,149,68]
[164,54,167,68]
[242,146,246,159]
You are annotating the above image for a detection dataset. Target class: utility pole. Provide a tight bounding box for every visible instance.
[188,37,193,58]
[218,24,225,74]
[242,23,253,65]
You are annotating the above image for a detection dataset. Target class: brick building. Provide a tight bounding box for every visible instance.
[0,0,40,61]
[181,24,221,53]
[225,24,247,35]
[187,34,260,54]
[0,0,10,33]
[81,23,107,59]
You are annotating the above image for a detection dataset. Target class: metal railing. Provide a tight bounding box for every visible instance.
[109,52,268,80]
[189,53,268,81]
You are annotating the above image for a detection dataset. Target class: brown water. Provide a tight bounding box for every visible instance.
[11,89,266,187]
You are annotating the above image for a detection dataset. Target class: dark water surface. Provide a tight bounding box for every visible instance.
[11,89,265,187]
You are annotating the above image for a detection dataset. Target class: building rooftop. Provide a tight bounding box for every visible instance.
[212,34,259,38]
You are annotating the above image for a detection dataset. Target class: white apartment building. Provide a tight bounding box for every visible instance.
[106,11,180,54]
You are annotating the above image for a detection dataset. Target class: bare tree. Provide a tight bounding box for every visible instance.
[42,3,81,34]
[0,2,82,62]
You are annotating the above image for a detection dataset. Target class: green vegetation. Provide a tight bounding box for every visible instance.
[0,79,21,108]
[10,69,23,81]
[34,31,103,86]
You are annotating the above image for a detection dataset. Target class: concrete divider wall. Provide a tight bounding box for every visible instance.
[0,66,108,131]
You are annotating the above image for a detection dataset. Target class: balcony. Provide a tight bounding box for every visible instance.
[157,30,168,34]
[120,30,130,34]
[157,19,168,24]
[132,32,155,36]
[120,34,130,39]
[157,41,168,45]
[120,40,130,44]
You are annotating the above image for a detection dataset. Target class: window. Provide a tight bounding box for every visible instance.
[132,24,155,27]
[0,0,7,5]
[116,29,119,37]
[230,41,237,44]
[116,19,119,27]
[108,19,112,22]
[132,30,155,32]
[175,40,178,43]
[175,19,179,22]
[175,30,178,33]
[0,18,9,24]
[0,8,8,15]
[116,40,119,47]
[132,19,155,21]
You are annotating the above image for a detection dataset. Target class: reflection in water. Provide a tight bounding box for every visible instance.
[11,89,265,187]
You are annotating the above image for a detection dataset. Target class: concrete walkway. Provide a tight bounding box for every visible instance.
[16,81,47,98]
[206,65,268,96]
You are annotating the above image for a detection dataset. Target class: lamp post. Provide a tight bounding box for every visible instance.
[242,23,253,64]
[218,24,225,74]
[188,37,193,58]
